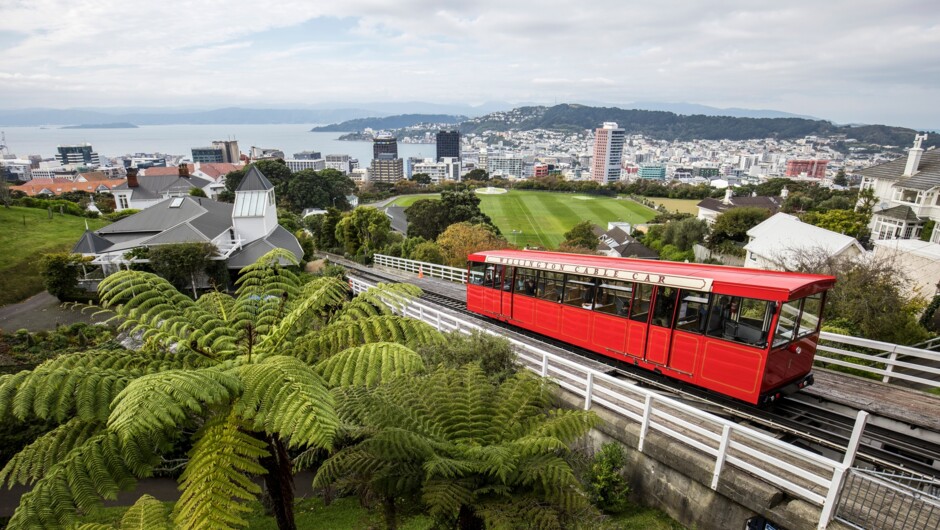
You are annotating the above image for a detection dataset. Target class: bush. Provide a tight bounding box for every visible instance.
[416,330,517,382]
[39,253,85,300]
[586,443,631,514]
[104,208,140,222]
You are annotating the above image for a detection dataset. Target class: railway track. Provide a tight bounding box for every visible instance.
[349,264,940,481]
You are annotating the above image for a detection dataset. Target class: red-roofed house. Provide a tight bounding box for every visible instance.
[11,177,127,196]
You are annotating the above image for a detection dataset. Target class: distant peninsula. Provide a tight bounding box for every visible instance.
[312,114,466,132]
[61,122,138,129]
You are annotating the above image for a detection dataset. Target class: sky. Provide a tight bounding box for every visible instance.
[1,1,939,128]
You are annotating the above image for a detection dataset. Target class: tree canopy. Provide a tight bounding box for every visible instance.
[437,222,511,267]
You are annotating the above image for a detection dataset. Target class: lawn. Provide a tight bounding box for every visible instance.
[0,206,109,306]
[388,193,440,207]
[390,191,657,249]
[646,197,701,215]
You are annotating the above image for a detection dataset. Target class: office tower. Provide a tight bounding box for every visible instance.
[591,122,625,184]
[436,130,460,161]
[373,133,398,159]
[56,144,100,167]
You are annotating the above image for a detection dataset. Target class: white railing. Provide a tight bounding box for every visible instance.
[373,254,467,283]
[349,275,866,530]
[372,254,940,391]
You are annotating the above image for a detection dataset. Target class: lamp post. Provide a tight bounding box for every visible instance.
[511,229,522,248]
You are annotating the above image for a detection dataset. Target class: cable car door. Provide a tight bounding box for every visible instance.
[625,283,653,358]
[645,286,676,365]
[483,264,512,320]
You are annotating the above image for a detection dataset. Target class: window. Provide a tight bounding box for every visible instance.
[594,280,633,316]
[483,265,504,289]
[629,283,653,322]
[795,293,823,339]
[515,268,539,296]
[708,295,776,347]
[773,299,801,347]
[675,289,711,334]
[537,271,564,303]
[651,287,678,328]
[468,262,486,285]
[562,275,597,309]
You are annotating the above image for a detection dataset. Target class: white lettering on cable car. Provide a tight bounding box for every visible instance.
[484,256,712,291]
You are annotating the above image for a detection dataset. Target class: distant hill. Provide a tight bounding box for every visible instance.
[459,104,938,150]
[311,114,467,132]
[61,122,138,129]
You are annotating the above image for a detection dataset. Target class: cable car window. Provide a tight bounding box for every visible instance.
[651,287,678,328]
[630,283,653,322]
[708,295,776,347]
[515,267,538,296]
[675,289,710,334]
[796,293,823,339]
[773,299,802,347]
[483,265,503,289]
[595,280,633,316]
[468,262,486,285]
[562,275,597,309]
[537,271,564,303]
[501,266,514,291]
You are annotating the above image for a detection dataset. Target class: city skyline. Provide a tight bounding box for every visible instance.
[1,1,939,129]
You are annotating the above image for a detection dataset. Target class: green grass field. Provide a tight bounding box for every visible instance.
[390,191,657,248]
[646,197,701,215]
[0,206,109,306]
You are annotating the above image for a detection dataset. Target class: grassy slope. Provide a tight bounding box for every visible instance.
[0,206,109,306]
[646,197,701,215]
[390,191,657,249]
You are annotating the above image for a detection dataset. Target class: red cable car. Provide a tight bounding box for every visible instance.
[466,250,836,405]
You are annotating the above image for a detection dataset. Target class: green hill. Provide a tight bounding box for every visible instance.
[0,207,109,306]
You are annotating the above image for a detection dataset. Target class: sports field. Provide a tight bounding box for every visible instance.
[390,190,657,249]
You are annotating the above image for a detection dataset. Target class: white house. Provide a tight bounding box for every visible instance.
[112,165,215,211]
[743,213,865,271]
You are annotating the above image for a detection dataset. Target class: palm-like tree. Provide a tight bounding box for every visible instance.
[0,249,442,530]
[315,364,600,530]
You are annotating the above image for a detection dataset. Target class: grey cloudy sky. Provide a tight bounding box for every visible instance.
[1,0,938,128]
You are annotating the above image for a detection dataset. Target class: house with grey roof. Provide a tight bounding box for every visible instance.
[696,188,784,225]
[597,223,658,259]
[111,165,215,212]
[73,166,302,279]
[856,134,940,243]
[743,213,864,271]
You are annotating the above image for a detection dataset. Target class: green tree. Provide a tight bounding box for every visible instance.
[189,187,207,198]
[464,168,489,182]
[410,172,432,185]
[410,241,445,265]
[147,242,221,298]
[708,207,771,248]
[283,169,356,213]
[314,364,598,530]
[437,222,511,267]
[561,220,598,250]
[802,209,869,239]
[404,199,450,240]
[0,249,442,530]
[441,189,496,231]
[660,217,709,251]
[306,208,343,252]
[834,168,848,187]
[335,207,393,257]
[38,253,85,300]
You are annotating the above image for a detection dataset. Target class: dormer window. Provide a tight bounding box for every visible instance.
[893,188,921,204]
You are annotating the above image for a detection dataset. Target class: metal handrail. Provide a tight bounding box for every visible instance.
[349,276,865,529]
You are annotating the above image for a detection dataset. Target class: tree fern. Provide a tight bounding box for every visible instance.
[329,282,423,323]
[108,369,242,441]
[234,356,338,450]
[0,418,102,487]
[174,411,268,530]
[292,315,444,362]
[316,342,425,388]
[256,276,349,353]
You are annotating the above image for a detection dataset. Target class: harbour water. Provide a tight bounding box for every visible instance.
[0,124,436,163]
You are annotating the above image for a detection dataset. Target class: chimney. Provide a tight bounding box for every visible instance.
[904,134,928,176]
[780,186,789,199]
[126,167,139,188]
[722,187,733,205]
[179,163,191,178]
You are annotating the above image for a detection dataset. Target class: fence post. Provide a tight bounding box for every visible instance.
[584,372,594,410]
[882,348,898,384]
[818,410,868,529]
[711,424,732,490]
[638,394,654,452]
[541,353,549,377]
[436,312,442,331]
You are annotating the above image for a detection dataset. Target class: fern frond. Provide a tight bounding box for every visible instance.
[173,410,268,530]
[234,356,338,450]
[120,494,171,529]
[292,315,444,362]
[255,276,348,353]
[5,431,157,529]
[194,291,236,322]
[0,418,102,487]
[316,342,425,388]
[108,369,241,441]
[330,282,423,323]
[234,249,301,302]
[422,479,475,522]
[522,409,599,445]
[4,365,135,423]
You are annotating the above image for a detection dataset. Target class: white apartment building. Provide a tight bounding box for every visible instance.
[487,154,525,179]
[284,158,325,172]
[325,154,352,174]
[412,157,461,184]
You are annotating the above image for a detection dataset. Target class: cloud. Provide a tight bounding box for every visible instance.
[0,1,937,127]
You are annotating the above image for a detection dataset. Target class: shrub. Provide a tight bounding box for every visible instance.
[416,330,517,382]
[586,443,631,514]
[38,253,85,300]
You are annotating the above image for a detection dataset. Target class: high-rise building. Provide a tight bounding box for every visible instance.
[370,154,404,183]
[293,150,322,160]
[436,130,460,161]
[285,158,325,172]
[373,133,398,159]
[591,122,625,184]
[638,164,666,180]
[192,140,240,164]
[325,154,352,174]
[56,144,100,167]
